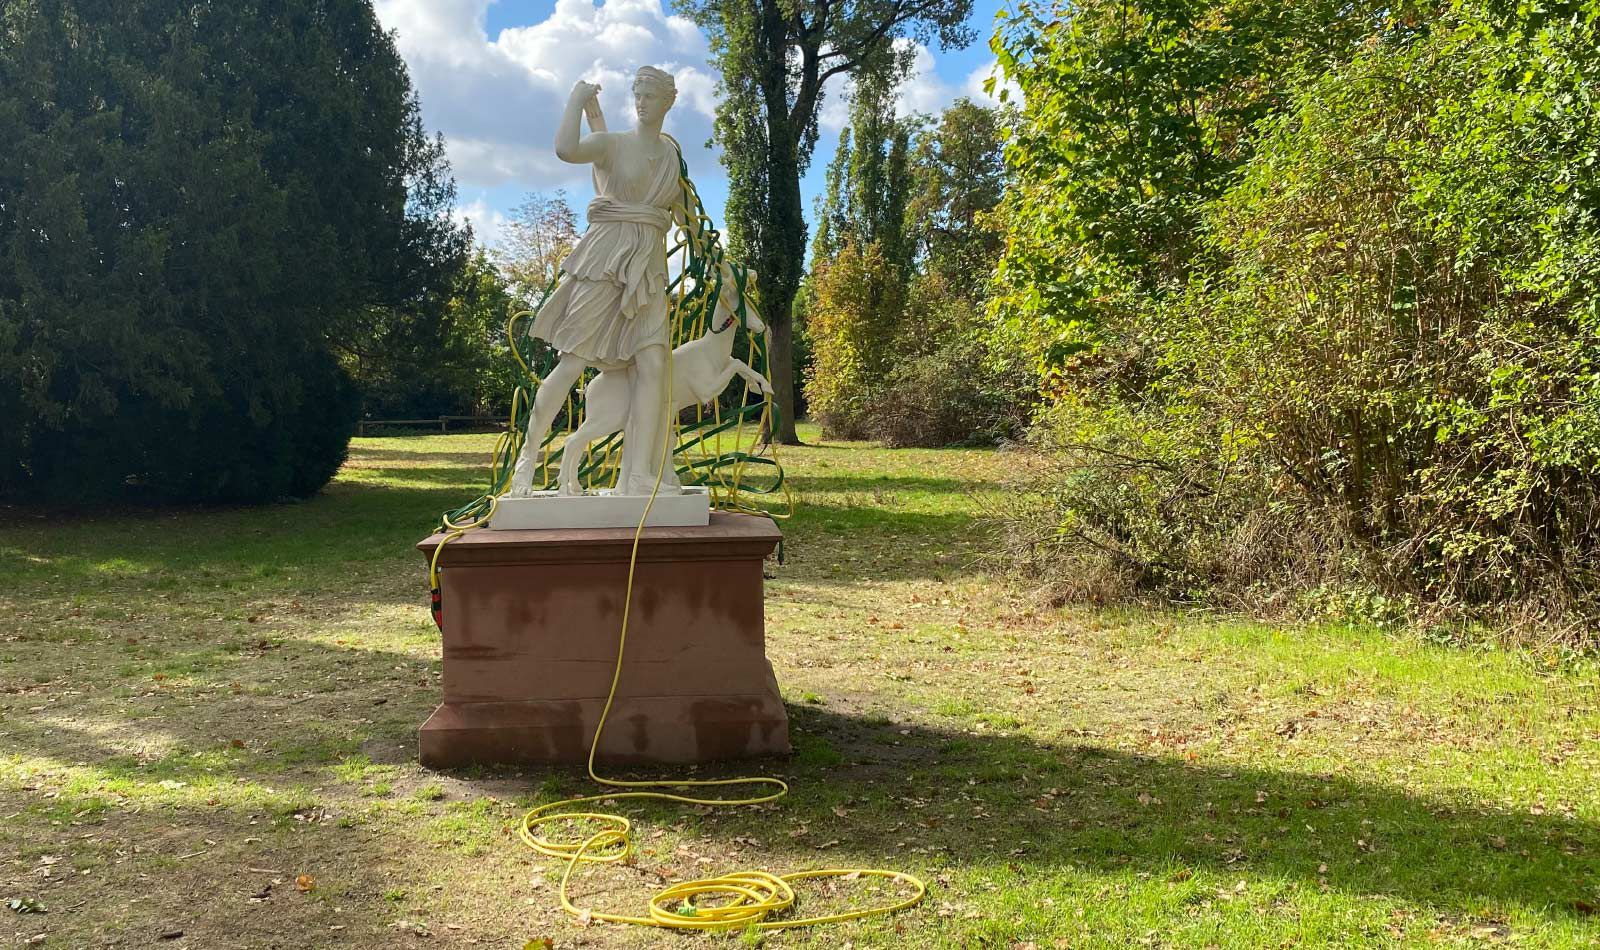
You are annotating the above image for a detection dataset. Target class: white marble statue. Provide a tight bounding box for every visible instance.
[507,65,687,498]
[556,261,771,495]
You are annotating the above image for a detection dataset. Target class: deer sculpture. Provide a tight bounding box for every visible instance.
[555,262,770,496]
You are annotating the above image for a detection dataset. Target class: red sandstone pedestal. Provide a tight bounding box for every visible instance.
[415,512,790,768]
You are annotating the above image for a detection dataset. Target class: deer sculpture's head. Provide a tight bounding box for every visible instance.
[713,260,764,336]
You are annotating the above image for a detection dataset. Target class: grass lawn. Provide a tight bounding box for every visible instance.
[3,422,1598,948]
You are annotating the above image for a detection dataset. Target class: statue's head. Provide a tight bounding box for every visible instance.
[633,65,677,125]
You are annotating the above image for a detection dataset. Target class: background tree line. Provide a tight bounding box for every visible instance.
[11,0,1597,642]
[802,82,1031,448]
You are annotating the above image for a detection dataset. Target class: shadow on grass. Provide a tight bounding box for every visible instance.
[787,706,1597,921]
[0,481,472,586]
[502,704,1599,932]
[8,625,1591,933]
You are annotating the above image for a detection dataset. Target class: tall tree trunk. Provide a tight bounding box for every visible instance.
[755,0,804,445]
[759,152,805,445]
[765,299,801,444]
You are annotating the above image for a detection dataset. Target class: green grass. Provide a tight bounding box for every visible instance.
[1,422,1597,948]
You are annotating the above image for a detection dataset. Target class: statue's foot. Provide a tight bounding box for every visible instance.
[505,456,537,497]
[625,473,680,497]
[556,480,583,497]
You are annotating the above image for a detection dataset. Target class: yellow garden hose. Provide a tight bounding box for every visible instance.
[514,323,927,934]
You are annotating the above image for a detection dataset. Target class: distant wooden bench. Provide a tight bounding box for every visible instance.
[357,415,510,436]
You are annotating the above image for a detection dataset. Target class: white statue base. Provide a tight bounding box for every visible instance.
[490,486,710,531]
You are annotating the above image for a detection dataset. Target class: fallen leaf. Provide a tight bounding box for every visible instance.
[523,940,555,950]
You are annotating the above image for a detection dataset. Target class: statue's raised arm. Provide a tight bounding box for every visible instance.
[555,80,609,164]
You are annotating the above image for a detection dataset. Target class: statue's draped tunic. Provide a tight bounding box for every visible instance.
[532,135,682,369]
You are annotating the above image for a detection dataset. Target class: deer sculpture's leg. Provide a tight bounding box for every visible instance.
[557,373,627,496]
[698,363,742,404]
[508,354,588,496]
[731,358,773,395]
[556,420,596,497]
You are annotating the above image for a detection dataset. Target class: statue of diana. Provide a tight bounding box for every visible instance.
[507,66,685,498]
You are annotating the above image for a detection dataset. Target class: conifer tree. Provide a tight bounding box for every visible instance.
[0,0,466,501]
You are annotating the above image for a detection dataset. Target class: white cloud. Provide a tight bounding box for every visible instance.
[374,0,723,235]
[818,83,850,132]
[964,58,1024,107]
[451,197,511,248]
[895,41,958,117]
[818,41,1014,133]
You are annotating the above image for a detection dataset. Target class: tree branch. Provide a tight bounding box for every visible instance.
[787,15,826,132]
[815,0,914,65]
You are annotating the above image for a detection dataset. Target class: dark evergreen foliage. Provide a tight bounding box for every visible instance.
[0,0,465,502]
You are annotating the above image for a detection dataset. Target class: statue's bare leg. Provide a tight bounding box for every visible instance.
[507,354,589,495]
[621,344,678,496]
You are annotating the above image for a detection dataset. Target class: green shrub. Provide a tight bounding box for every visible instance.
[869,275,1031,448]
[998,0,1600,637]
[803,240,904,440]
[1181,0,1600,624]
[994,395,1345,609]
[20,347,359,504]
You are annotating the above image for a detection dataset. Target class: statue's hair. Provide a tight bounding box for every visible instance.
[633,65,677,101]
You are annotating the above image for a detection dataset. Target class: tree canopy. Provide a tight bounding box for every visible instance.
[677,0,976,443]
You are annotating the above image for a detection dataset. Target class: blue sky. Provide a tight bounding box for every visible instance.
[373,0,1013,253]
